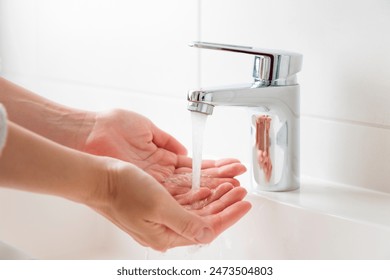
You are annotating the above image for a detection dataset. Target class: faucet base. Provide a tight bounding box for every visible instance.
[248,86,300,192]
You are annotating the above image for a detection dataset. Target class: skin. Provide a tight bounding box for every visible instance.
[0,77,251,251]
[81,109,247,195]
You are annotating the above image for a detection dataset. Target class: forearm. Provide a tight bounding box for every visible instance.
[0,121,106,205]
[0,77,95,149]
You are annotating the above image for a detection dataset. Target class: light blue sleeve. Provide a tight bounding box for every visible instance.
[0,103,8,156]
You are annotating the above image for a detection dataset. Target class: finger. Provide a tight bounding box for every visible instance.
[175,163,244,178]
[207,200,252,236]
[202,183,234,205]
[152,197,251,249]
[201,160,220,168]
[176,155,192,168]
[152,125,188,155]
[175,162,246,178]
[195,186,248,216]
[201,162,247,178]
[175,188,211,205]
[167,171,241,189]
[203,177,241,188]
[174,166,192,174]
[176,157,243,170]
[201,158,241,168]
[214,158,242,166]
[188,183,234,211]
[157,197,214,245]
[169,199,252,246]
[179,159,226,169]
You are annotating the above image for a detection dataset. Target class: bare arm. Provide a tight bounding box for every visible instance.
[0,120,106,203]
[0,77,93,150]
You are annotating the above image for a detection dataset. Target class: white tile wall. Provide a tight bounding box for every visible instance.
[1,0,390,194]
[0,0,199,97]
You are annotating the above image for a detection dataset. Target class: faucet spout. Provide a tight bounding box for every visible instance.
[187,83,261,115]
[187,89,215,115]
[187,83,299,118]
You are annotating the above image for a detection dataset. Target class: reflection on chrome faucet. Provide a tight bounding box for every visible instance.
[187,42,302,192]
[256,115,272,183]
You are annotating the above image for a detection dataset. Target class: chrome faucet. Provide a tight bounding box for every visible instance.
[187,42,302,192]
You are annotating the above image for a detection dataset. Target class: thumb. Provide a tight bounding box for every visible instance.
[152,125,188,155]
[160,201,215,244]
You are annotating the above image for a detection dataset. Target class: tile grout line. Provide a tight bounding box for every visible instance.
[302,114,390,131]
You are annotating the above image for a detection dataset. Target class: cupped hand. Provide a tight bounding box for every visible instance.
[82,109,246,193]
[92,161,251,252]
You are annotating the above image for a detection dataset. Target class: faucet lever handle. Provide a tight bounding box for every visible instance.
[190,41,302,86]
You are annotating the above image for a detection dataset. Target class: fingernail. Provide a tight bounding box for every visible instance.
[195,227,214,244]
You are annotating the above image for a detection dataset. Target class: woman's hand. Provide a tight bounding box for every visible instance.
[92,160,251,251]
[82,109,247,193]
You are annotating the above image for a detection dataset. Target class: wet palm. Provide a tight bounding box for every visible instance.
[83,109,247,197]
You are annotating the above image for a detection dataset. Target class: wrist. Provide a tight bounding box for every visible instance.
[84,157,163,216]
[0,77,97,150]
[58,109,97,150]
[80,157,132,211]
[40,106,96,150]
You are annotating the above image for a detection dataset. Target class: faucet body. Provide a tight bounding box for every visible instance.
[188,83,299,191]
[187,42,302,192]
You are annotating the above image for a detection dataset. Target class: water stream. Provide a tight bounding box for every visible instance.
[191,111,208,190]
[144,112,208,259]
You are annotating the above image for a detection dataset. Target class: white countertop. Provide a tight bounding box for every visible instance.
[250,176,390,230]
